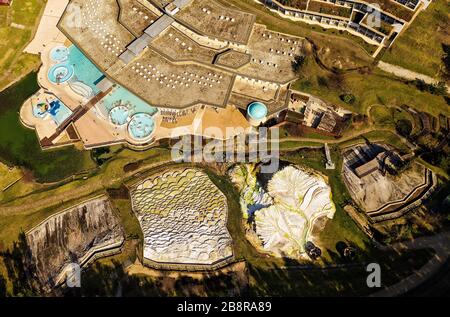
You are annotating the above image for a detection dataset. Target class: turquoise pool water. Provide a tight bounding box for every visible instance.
[67,45,104,93]
[99,86,157,115]
[109,105,130,126]
[47,45,104,94]
[50,46,69,62]
[32,98,72,126]
[248,102,268,120]
[48,64,74,84]
[128,113,155,140]
[97,85,157,126]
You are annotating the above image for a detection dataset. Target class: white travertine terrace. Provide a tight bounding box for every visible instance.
[231,165,335,258]
[256,166,336,257]
[130,168,233,265]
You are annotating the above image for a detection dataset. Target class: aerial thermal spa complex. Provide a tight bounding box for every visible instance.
[18,0,342,267]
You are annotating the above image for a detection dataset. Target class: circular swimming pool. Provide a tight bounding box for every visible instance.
[247,102,268,120]
[109,105,130,126]
[48,63,74,84]
[50,46,69,62]
[128,113,155,141]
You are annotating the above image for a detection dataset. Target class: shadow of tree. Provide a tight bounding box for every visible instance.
[0,231,39,296]
[60,260,247,297]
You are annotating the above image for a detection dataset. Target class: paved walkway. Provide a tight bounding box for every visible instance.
[24,0,69,55]
[371,231,450,297]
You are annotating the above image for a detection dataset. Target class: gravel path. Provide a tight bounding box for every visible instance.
[377,61,449,92]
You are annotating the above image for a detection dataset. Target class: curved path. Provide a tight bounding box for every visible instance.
[371,231,450,297]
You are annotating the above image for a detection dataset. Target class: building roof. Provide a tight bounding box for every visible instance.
[144,15,174,38]
[127,33,153,55]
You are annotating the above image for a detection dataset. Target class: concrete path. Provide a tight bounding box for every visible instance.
[371,231,450,297]
[24,0,69,55]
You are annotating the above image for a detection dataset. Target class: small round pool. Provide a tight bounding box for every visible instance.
[109,105,130,126]
[128,113,155,141]
[32,102,49,119]
[247,102,268,120]
[48,63,74,84]
[50,46,69,63]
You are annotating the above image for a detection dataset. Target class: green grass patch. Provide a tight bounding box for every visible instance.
[381,0,449,78]
[0,72,96,183]
[0,0,44,90]
[293,66,450,118]
[338,130,410,153]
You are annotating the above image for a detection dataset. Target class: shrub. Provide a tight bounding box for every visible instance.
[340,93,356,104]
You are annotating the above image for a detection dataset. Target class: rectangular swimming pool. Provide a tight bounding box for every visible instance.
[48,99,72,126]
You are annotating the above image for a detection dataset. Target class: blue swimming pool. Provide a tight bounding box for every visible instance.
[67,45,104,93]
[32,98,72,126]
[47,45,104,94]
[128,113,155,140]
[50,46,69,62]
[48,64,75,84]
[109,105,131,126]
[247,102,268,120]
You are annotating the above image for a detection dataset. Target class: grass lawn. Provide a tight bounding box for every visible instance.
[248,247,435,296]
[293,58,450,118]
[0,162,22,190]
[0,72,96,183]
[278,140,324,150]
[0,0,44,91]
[381,0,450,78]
[337,130,411,153]
[369,104,418,134]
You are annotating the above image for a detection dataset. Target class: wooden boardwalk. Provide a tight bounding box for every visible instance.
[40,87,113,147]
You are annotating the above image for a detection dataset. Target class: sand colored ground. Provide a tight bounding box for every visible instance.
[24,0,69,55]
[59,0,135,70]
[117,0,160,36]
[175,0,255,44]
[232,76,279,102]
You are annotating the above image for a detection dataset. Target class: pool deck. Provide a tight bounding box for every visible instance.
[21,0,284,150]
[37,44,87,111]
[20,89,70,144]
[24,0,70,55]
